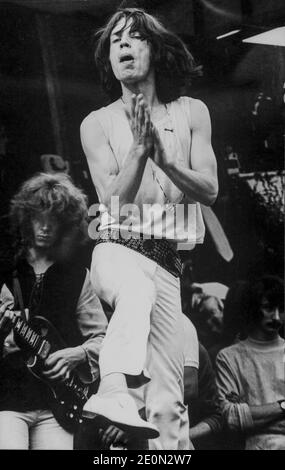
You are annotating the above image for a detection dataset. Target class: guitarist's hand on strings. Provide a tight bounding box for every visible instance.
[43,346,86,382]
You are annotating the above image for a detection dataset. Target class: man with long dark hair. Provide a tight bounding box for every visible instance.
[81,7,218,449]
[0,173,107,449]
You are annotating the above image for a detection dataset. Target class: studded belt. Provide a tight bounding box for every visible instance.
[95,229,182,278]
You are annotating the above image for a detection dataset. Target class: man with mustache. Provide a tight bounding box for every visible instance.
[215,276,285,450]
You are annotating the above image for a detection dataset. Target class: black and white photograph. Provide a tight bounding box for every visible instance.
[0,0,284,454]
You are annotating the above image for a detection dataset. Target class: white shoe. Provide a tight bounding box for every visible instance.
[83,392,159,439]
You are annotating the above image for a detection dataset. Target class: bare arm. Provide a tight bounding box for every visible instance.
[80,94,153,211]
[152,99,218,206]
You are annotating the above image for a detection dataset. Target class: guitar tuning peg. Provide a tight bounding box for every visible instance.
[69,413,74,418]
[73,405,78,410]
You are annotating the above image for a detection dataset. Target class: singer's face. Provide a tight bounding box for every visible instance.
[109,18,153,85]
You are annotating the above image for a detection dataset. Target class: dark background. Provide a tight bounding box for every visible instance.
[0,0,284,284]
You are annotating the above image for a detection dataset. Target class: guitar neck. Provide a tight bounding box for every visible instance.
[12,315,51,359]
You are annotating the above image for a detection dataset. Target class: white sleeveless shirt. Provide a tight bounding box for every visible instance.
[88,96,205,248]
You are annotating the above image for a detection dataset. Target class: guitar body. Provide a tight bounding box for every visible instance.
[20,316,90,433]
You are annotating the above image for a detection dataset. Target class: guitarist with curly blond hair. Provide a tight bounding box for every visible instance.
[0,173,107,449]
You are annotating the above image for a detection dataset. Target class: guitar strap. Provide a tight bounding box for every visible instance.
[12,270,28,322]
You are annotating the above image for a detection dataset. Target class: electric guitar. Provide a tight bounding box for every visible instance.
[10,313,92,432]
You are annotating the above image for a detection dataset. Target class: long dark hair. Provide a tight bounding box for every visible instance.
[94,7,198,102]
[10,173,89,261]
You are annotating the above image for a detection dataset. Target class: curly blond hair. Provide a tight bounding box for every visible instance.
[10,172,89,260]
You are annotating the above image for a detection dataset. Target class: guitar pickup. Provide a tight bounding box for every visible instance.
[37,339,51,359]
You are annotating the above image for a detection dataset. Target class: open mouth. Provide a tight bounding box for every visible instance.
[120,54,134,63]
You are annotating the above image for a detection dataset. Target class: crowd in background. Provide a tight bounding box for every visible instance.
[180,272,285,450]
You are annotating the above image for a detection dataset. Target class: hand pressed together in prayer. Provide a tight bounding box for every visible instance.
[151,125,173,170]
[124,93,173,170]
[124,93,154,159]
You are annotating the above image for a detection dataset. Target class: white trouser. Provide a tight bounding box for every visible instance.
[91,242,190,450]
[0,410,73,449]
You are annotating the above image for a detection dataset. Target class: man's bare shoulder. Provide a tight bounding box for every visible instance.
[186,96,210,119]
[177,95,207,109]
[80,110,102,133]
[191,99,211,132]
[106,99,122,111]
[174,96,210,129]
[81,99,122,129]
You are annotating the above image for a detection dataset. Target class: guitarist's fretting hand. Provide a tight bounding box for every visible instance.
[0,308,21,343]
[43,346,86,382]
[0,308,14,339]
[0,301,14,317]
[0,294,15,330]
